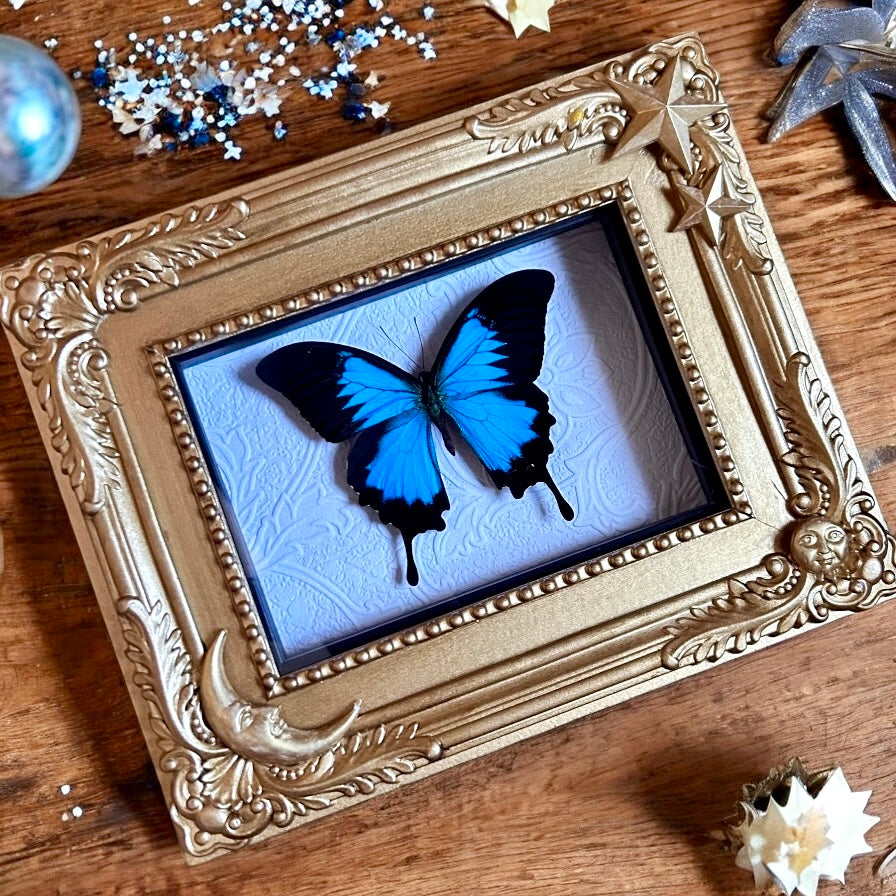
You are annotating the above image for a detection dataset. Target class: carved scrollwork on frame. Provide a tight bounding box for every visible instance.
[120,601,442,858]
[0,201,249,513]
[465,36,770,275]
[464,73,627,154]
[0,197,443,858]
[463,37,719,157]
[662,353,896,668]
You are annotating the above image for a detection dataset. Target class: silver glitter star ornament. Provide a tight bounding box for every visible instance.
[775,0,896,64]
[769,0,896,200]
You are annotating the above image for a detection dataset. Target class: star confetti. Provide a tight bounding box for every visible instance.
[768,0,896,200]
[734,768,878,896]
[482,0,554,38]
[609,54,725,174]
[81,0,439,160]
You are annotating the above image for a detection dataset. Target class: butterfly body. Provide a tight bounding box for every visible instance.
[417,369,456,456]
[256,269,573,586]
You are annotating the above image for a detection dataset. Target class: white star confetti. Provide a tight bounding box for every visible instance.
[116,69,148,103]
[81,0,440,159]
[482,0,554,38]
[734,768,878,896]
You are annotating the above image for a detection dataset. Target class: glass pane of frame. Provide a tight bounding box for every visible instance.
[172,202,730,673]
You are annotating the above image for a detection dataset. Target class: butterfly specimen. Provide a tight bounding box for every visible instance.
[255,269,574,586]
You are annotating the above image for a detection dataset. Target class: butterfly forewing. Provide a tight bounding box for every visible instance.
[434,271,573,517]
[433,269,554,386]
[256,342,448,585]
[256,343,420,442]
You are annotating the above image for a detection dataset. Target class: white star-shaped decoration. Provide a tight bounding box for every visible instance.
[133,100,162,125]
[116,68,148,104]
[482,0,554,38]
[609,54,725,174]
[735,769,878,896]
[257,90,283,118]
[673,165,752,246]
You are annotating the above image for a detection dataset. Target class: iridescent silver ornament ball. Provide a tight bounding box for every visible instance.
[0,34,80,198]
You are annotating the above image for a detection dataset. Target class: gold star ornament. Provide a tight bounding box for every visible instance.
[482,0,555,38]
[609,54,725,174]
[673,166,752,246]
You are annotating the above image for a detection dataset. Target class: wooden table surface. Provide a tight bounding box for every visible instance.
[2,1,896,894]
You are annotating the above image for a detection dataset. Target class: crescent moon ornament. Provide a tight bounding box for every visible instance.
[200,630,361,766]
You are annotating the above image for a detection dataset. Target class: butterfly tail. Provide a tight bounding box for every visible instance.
[543,470,574,521]
[347,414,449,587]
[403,532,420,587]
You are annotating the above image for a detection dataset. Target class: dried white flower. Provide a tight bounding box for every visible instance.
[734,768,878,896]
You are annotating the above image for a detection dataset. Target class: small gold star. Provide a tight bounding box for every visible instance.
[673,166,752,246]
[483,0,555,38]
[609,55,725,174]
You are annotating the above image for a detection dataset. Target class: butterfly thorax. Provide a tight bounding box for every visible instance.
[418,369,456,456]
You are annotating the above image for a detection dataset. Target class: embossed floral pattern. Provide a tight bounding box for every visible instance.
[181,219,707,660]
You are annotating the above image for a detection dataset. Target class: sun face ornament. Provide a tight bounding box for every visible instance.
[790,519,850,580]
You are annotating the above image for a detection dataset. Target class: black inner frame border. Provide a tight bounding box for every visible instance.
[172,201,731,676]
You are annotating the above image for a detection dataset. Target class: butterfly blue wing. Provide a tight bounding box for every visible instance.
[345,410,448,586]
[433,270,574,520]
[257,342,419,440]
[256,343,448,585]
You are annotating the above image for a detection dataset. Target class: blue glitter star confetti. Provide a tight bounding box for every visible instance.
[81,0,439,160]
[769,0,896,200]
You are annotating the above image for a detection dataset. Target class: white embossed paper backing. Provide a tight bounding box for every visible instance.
[180,218,708,663]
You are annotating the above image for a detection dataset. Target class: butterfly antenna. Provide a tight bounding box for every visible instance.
[378,326,417,369]
[414,318,425,370]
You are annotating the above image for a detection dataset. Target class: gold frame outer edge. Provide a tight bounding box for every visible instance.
[0,34,893,861]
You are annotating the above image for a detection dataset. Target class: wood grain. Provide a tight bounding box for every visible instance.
[2,2,896,893]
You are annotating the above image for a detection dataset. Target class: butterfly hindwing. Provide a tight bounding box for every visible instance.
[435,270,574,519]
[256,342,448,584]
[346,412,448,586]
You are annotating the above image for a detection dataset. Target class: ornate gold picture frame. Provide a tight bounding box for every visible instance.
[2,34,893,862]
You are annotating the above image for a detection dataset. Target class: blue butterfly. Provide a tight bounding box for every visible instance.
[255,269,573,586]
